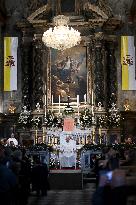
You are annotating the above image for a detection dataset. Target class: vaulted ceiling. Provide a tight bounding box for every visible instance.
[0,0,135,24]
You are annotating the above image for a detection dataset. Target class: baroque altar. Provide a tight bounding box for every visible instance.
[0,0,123,149]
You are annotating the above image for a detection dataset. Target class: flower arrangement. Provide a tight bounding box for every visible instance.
[108,103,121,128]
[31,116,42,129]
[18,106,31,128]
[80,108,92,128]
[44,111,63,128]
[97,115,108,128]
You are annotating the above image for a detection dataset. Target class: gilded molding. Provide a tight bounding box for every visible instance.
[84,2,108,20]
[27,4,50,24]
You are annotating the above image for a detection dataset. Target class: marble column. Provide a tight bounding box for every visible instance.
[32,34,44,110]
[105,39,117,107]
[21,31,33,109]
[94,32,105,107]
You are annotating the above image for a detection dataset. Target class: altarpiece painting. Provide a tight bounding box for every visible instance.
[51,46,87,103]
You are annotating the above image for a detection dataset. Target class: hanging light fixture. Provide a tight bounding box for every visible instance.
[42,15,81,51]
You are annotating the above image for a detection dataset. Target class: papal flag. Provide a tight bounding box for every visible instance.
[121,36,136,90]
[4,37,18,91]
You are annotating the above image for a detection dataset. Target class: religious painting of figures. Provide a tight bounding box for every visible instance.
[51,46,87,103]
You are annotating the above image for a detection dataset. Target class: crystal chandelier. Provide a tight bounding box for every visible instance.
[42,15,81,51]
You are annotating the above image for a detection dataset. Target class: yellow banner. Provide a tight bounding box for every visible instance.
[121,36,136,90]
[4,37,18,91]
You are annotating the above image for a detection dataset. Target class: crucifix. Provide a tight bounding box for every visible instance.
[67,95,71,108]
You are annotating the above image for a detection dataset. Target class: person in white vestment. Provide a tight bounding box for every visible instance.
[60,136,76,168]
[7,133,18,147]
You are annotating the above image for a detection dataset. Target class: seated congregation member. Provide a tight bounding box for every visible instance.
[0,145,17,205]
[111,169,136,205]
[121,149,136,166]
[31,156,49,196]
[107,148,120,170]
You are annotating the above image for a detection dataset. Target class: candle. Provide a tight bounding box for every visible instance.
[44,94,46,106]
[11,91,13,98]
[59,95,60,114]
[45,95,47,116]
[52,95,53,111]
[91,89,94,105]
[84,94,86,104]
[77,95,79,106]
[91,90,94,115]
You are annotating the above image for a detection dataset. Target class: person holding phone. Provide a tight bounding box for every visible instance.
[92,169,136,205]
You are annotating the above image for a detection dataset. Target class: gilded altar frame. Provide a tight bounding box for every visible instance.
[46,43,92,106]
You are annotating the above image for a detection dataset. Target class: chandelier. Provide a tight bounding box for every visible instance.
[42,15,81,51]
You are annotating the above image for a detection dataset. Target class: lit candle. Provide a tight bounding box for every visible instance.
[59,95,60,114]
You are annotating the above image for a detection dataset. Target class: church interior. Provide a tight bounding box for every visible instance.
[0,0,136,205]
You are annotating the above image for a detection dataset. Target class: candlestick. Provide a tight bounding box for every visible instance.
[43,127,45,135]
[92,126,95,135]
[91,89,94,105]
[54,137,57,144]
[48,136,50,144]
[92,126,95,143]
[82,136,85,145]
[98,127,101,136]
[34,136,36,145]
[35,130,38,144]
[99,128,102,144]
[59,95,60,114]
[78,107,80,117]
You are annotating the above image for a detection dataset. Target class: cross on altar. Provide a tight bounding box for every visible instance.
[67,95,70,107]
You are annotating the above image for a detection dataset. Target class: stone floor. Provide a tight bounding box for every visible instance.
[27,183,96,205]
